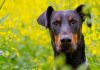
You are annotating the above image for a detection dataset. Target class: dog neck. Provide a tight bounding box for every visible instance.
[51,33,86,69]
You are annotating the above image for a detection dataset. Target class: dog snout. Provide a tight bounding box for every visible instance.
[60,35,72,43]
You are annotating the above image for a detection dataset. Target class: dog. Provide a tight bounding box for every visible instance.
[37,4,92,70]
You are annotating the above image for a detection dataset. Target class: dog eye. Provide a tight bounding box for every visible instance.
[70,20,77,24]
[53,21,60,25]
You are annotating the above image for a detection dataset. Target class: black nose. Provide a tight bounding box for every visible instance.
[60,37,71,43]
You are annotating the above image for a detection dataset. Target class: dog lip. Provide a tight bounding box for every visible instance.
[61,42,71,47]
[60,43,74,53]
[61,46,73,53]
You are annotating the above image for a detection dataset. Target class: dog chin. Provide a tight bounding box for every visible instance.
[62,47,74,53]
[56,45,75,53]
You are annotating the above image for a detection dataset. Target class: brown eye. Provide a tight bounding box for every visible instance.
[53,21,60,25]
[71,20,77,24]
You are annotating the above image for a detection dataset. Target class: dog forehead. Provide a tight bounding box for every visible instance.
[53,10,74,18]
[52,10,79,19]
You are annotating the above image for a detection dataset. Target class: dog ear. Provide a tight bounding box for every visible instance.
[75,4,92,27]
[37,6,54,28]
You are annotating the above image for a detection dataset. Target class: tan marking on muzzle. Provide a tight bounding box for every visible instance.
[72,34,78,50]
[54,35,61,51]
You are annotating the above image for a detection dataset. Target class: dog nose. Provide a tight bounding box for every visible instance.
[60,37,71,43]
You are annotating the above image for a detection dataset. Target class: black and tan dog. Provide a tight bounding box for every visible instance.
[37,4,92,70]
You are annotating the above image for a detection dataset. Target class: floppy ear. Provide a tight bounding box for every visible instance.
[75,4,92,27]
[37,6,54,28]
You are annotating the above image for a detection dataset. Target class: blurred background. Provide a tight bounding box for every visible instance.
[0,0,100,70]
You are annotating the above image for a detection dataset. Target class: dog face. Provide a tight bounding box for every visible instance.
[49,11,82,52]
[37,4,92,53]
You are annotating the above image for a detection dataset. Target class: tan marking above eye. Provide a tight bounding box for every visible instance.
[53,16,61,25]
[68,14,74,21]
[56,16,61,22]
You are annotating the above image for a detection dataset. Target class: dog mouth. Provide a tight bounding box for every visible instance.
[55,42,74,53]
[60,43,73,53]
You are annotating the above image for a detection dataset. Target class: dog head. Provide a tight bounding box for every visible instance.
[37,4,92,53]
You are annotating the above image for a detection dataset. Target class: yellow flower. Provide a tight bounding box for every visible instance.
[0,25,5,29]
[92,48,96,55]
